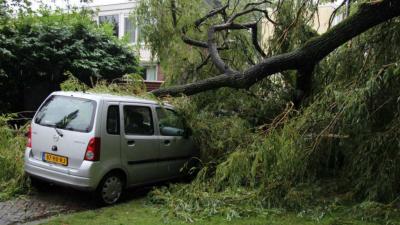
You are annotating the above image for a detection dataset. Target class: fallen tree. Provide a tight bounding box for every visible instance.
[135,0,400,221]
[151,0,400,106]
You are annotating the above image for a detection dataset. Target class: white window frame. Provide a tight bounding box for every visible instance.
[98,13,122,38]
[123,15,138,44]
[141,64,158,81]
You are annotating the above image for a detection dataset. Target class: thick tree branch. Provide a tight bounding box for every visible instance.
[251,24,267,57]
[195,2,229,28]
[244,1,272,10]
[180,33,210,48]
[152,0,400,97]
[258,8,279,26]
[328,0,347,29]
[196,0,274,72]
[207,26,236,73]
[182,1,275,72]
[170,2,228,51]
[170,0,178,27]
[194,2,273,73]
[226,3,271,24]
[206,21,262,73]
[181,33,229,50]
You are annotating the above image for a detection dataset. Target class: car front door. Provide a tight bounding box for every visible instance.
[120,104,159,185]
[156,107,194,178]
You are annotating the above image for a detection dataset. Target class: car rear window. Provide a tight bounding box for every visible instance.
[34,95,97,133]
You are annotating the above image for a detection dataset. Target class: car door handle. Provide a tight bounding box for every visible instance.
[127,140,135,146]
[164,140,171,145]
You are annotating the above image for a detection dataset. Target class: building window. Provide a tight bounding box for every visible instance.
[142,66,157,81]
[138,25,146,43]
[124,17,136,43]
[99,14,119,37]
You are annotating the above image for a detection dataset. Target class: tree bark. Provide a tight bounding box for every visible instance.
[152,0,400,97]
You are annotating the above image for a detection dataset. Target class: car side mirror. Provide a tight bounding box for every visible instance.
[161,126,183,136]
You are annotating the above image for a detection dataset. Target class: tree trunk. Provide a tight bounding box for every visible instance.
[294,65,315,108]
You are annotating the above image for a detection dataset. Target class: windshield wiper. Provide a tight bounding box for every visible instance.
[54,126,64,137]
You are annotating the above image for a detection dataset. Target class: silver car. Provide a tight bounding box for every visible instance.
[24,91,197,204]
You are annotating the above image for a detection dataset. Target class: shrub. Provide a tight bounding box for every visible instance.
[0,115,30,200]
[0,8,140,113]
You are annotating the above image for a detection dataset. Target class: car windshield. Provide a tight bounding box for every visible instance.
[34,95,97,132]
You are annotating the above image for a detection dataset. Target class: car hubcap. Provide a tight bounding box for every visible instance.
[101,176,122,204]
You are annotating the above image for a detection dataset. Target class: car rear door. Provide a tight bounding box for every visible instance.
[100,102,121,170]
[120,103,160,185]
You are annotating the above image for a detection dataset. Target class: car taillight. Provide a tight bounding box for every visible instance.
[84,137,100,161]
[26,126,32,148]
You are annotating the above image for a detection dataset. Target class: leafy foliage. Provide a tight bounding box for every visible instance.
[0,8,139,112]
[60,73,152,98]
[136,0,400,223]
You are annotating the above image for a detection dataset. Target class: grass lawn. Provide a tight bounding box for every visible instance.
[40,198,388,225]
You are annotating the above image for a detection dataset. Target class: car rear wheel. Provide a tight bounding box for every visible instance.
[29,176,49,191]
[96,173,124,205]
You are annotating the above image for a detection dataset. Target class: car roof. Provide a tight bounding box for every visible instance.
[51,91,172,107]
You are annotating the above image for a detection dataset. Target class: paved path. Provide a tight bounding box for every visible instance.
[0,184,153,225]
[0,186,94,225]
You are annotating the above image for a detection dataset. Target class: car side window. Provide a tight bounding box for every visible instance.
[156,108,185,136]
[107,105,120,135]
[124,106,154,135]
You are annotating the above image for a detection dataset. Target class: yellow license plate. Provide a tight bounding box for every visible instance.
[43,153,68,166]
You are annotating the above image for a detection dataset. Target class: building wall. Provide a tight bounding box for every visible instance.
[261,3,341,49]
[313,5,337,34]
[89,1,161,82]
